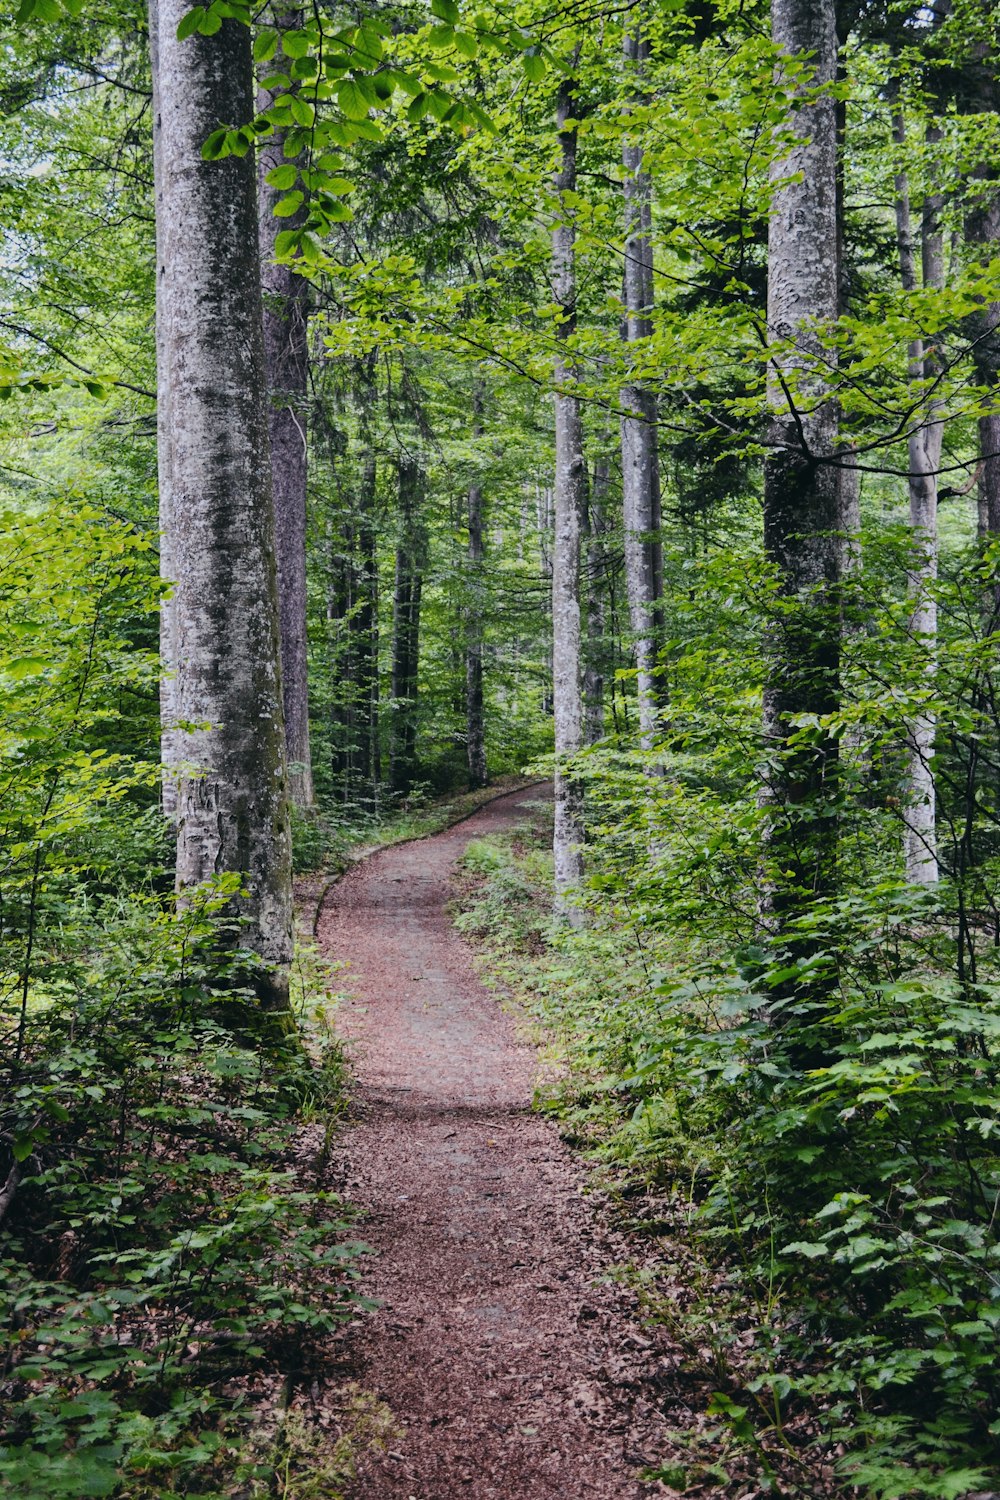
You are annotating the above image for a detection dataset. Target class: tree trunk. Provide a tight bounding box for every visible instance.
[258,27,313,810]
[150,0,177,821]
[894,111,944,884]
[620,28,661,748]
[762,0,841,925]
[390,457,425,797]
[150,0,293,1010]
[552,77,586,921]
[537,483,554,717]
[584,452,609,745]
[352,352,380,803]
[466,389,488,790]
[356,451,380,802]
[964,57,1000,539]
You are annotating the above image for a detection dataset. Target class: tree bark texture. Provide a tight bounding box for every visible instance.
[356,451,381,799]
[150,0,293,1006]
[464,479,488,790]
[465,387,488,790]
[894,112,944,884]
[762,0,841,919]
[259,35,313,810]
[390,457,426,797]
[552,79,586,921]
[584,452,610,745]
[620,28,661,749]
[963,52,1000,539]
[151,0,177,820]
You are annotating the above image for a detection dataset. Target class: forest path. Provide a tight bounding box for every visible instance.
[316,785,674,1500]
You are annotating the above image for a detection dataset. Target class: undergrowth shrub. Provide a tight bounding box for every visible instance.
[0,886,370,1499]
[455,537,1000,1499]
[0,500,372,1497]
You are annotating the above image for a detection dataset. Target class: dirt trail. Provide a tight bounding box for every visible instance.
[316,785,674,1500]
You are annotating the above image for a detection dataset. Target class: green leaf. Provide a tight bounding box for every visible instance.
[338,80,371,120]
[265,163,298,190]
[431,0,460,21]
[273,229,300,258]
[253,25,279,62]
[282,29,310,59]
[522,49,546,81]
[289,95,315,127]
[201,128,229,160]
[355,27,384,62]
[176,6,206,40]
[272,191,304,217]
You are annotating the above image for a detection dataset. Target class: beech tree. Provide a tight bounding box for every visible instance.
[893,106,944,883]
[620,26,662,748]
[551,74,586,918]
[762,0,842,923]
[150,0,293,1007]
[465,387,488,790]
[259,12,314,811]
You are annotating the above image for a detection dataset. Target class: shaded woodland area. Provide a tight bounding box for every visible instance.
[3,0,1000,1495]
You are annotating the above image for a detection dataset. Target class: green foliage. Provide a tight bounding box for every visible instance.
[0,883,368,1498]
[455,526,1000,1497]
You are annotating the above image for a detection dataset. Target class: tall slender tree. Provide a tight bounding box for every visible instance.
[762,0,841,923]
[893,108,945,883]
[258,9,313,810]
[465,385,488,789]
[389,454,426,796]
[552,73,586,920]
[150,0,293,1009]
[620,25,662,748]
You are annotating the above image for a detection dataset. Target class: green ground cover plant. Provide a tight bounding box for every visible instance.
[454,535,1000,1500]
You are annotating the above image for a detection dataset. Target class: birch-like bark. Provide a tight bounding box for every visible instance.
[894,112,944,884]
[537,484,554,717]
[762,0,841,919]
[151,0,177,820]
[584,452,609,745]
[465,386,488,789]
[259,29,313,810]
[620,28,661,748]
[356,451,380,800]
[552,78,586,919]
[390,457,425,797]
[150,0,293,1008]
[964,55,1000,540]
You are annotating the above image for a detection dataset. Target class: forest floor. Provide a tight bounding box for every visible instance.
[314,783,682,1500]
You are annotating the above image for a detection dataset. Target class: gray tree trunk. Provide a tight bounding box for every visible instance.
[964,55,1000,539]
[552,78,586,921]
[894,112,944,884]
[259,32,313,811]
[620,29,661,748]
[466,388,488,789]
[151,0,177,821]
[150,0,293,1010]
[584,452,609,745]
[536,484,554,717]
[390,457,425,797]
[762,0,841,920]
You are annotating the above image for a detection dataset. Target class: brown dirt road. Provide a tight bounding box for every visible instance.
[316,784,677,1500]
